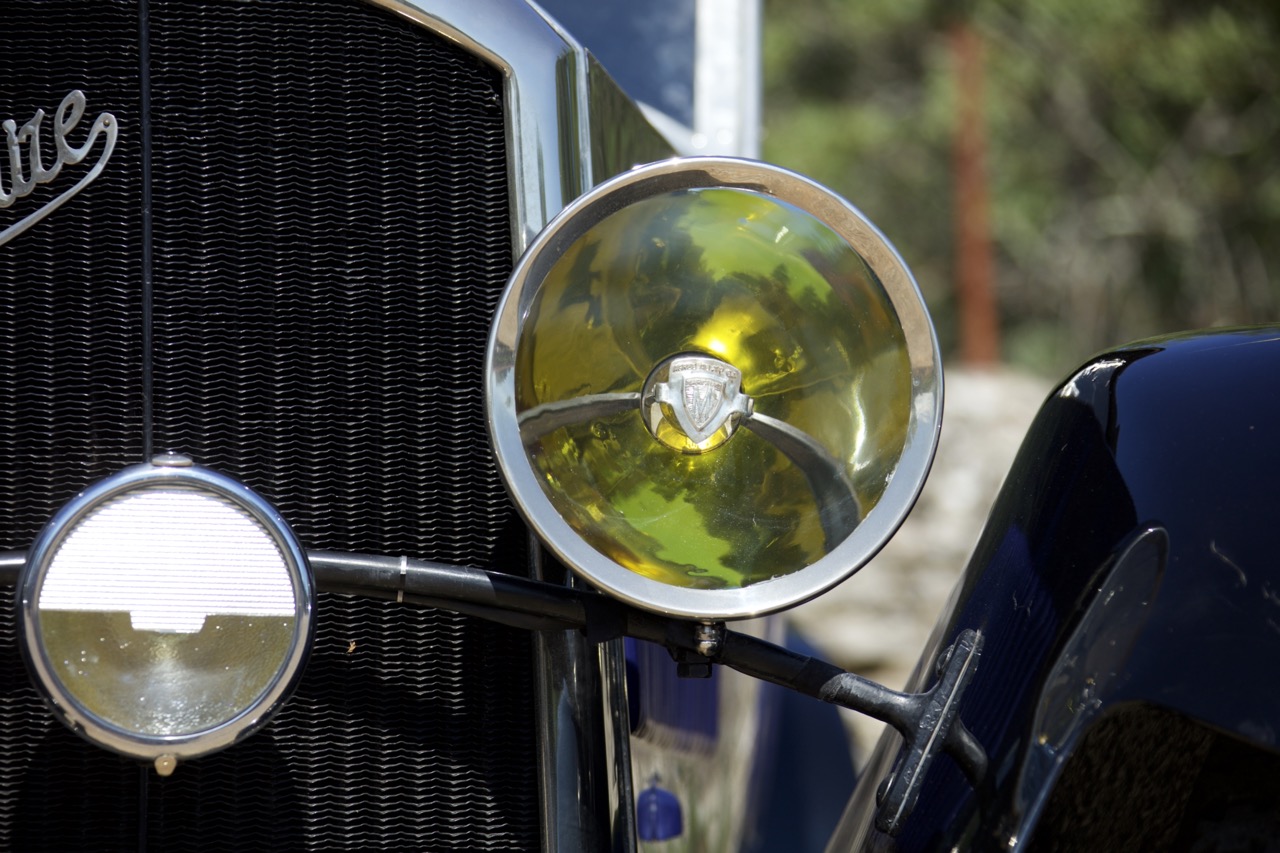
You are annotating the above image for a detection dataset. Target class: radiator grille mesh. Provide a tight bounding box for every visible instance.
[0,0,538,849]
[149,0,518,563]
[0,0,145,544]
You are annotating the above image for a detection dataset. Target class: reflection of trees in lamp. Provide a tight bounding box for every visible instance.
[517,187,913,590]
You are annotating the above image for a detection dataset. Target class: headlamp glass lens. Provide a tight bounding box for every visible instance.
[36,487,299,736]
[515,187,913,591]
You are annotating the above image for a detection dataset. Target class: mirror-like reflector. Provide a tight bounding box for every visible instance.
[514,187,911,593]
[488,158,942,619]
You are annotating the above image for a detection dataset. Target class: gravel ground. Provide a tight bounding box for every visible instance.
[787,365,1053,760]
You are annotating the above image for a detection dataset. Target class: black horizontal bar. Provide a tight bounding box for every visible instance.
[1,545,987,816]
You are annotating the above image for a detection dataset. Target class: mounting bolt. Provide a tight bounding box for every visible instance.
[876,771,895,806]
[151,453,193,468]
[935,645,954,677]
[693,622,724,658]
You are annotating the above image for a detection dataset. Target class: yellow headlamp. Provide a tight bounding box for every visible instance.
[487,158,941,619]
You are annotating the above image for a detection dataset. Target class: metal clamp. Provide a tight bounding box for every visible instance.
[871,629,985,835]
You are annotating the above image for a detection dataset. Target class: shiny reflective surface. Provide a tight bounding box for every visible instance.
[37,488,297,736]
[20,463,313,761]
[1012,526,1166,845]
[833,327,1280,851]
[489,158,941,618]
[640,352,754,454]
[373,0,591,247]
[41,612,295,736]
[368,3,673,839]
[518,186,910,591]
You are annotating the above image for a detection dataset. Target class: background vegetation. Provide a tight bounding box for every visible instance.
[763,0,1280,376]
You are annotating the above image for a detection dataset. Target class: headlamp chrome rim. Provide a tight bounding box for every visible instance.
[486,156,943,620]
[17,461,314,763]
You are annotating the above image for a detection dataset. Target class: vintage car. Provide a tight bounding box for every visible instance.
[831,324,1280,852]
[4,1,1278,851]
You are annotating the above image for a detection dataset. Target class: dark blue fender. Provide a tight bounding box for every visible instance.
[831,326,1280,851]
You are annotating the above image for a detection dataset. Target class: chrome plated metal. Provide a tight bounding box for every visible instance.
[642,353,753,449]
[600,637,639,853]
[0,552,26,586]
[368,0,592,247]
[529,540,614,851]
[520,392,641,438]
[376,0,679,229]
[151,452,193,467]
[693,622,724,657]
[0,90,118,249]
[371,0,673,242]
[359,4,660,846]
[17,463,314,763]
[586,55,677,185]
[488,156,943,620]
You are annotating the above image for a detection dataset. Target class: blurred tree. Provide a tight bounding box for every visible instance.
[949,14,999,365]
[763,0,1280,376]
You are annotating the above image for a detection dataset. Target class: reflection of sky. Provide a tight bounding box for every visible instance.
[40,490,295,633]
[537,0,695,126]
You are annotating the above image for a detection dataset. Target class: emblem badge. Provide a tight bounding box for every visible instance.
[682,375,727,434]
[1,90,118,248]
[643,354,754,451]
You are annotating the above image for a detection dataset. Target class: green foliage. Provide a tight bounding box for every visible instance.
[764,0,1280,375]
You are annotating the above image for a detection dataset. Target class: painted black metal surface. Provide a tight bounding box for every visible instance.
[832,326,1280,850]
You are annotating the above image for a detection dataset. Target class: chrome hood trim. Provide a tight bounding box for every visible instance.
[368,0,589,249]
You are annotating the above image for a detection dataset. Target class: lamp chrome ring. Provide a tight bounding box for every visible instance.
[17,462,314,762]
[487,156,942,620]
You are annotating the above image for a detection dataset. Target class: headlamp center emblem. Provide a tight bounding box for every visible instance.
[642,353,754,453]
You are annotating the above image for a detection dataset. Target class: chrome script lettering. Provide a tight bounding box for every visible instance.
[0,90,117,248]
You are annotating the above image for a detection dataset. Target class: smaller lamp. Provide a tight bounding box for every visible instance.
[17,456,314,772]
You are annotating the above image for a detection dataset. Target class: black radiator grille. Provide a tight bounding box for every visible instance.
[0,0,145,543]
[148,0,517,562]
[1,594,540,851]
[0,0,539,849]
